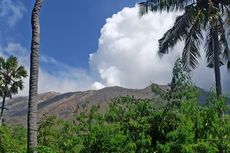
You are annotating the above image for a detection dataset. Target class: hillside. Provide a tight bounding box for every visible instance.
[3,85,229,126]
[4,85,171,126]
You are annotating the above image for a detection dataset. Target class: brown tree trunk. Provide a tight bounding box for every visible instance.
[213,26,222,97]
[27,0,42,152]
[0,95,6,126]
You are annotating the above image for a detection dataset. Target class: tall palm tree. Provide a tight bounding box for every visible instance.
[139,0,230,96]
[0,56,27,126]
[28,0,42,152]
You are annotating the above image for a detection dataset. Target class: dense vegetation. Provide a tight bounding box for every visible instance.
[0,87,229,153]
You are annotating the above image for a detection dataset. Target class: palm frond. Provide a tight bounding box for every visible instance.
[14,66,27,78]
[10,80,24,95]
[6,56,18,72]
[205,25,224,68]
[223,0,230,5]
[205,28,215,67]
[223,6,230,39]
[218,16,230,62]
[0,57,4,64]
[139,0,191,16]
[158,7,196,55]
[182,10,203,69]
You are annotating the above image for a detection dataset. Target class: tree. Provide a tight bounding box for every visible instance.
[152,57,195,107]
[139,0,230,96]
[28,0,42,152]
[171,57,192,93]
[0,56,27,126]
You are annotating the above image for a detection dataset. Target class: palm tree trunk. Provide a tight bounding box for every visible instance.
[213,26,222,97]
[27,0,42,152]
[0,95,6,126]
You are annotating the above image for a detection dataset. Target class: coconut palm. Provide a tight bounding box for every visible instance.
[28,0,42,152]
[0,56,27,126]
[139,0,230,96]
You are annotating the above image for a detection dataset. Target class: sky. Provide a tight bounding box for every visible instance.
[0,0,229,96]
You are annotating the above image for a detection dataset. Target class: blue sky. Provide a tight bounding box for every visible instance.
[2,0,141,69]
[0,0,230,95]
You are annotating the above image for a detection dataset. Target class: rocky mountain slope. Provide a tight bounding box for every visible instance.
[4,85,170,126]
[3,85,229,126]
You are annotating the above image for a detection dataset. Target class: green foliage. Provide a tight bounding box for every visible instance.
[0,89,229,152]
[152,57,195,103]
[0,125,26,153]
[171,57,192,92]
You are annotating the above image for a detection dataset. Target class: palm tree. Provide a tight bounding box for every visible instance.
[28,0,42,152]
[139,0,230,96]
[0,56,27,126]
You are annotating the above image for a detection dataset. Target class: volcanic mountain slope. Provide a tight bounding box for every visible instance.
[4,85,170,126]
[4,85,229,126]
